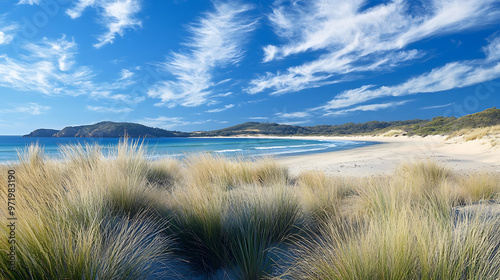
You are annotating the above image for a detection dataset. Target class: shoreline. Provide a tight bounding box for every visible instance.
[273,135,500,176]
[2,134,499,177]
[196,134,500,177]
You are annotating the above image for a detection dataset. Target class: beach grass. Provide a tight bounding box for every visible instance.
[1,141,499,279]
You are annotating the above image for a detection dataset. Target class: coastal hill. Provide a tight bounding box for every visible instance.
[24,107,500,137]
[24,129,60,137]
[197,107,500,136]
[23,121,189,138]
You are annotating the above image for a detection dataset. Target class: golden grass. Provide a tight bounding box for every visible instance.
[0,142,499,279]
[446,125,500,146]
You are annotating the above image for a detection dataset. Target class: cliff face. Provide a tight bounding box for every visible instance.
[23,129,60,137]
[24,121,189,138]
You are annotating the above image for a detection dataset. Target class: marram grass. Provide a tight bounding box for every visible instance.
[0,142,499,279]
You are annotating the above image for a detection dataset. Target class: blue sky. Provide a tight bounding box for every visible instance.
[1,0,500,135]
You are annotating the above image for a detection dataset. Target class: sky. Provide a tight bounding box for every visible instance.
[0,0,500,135]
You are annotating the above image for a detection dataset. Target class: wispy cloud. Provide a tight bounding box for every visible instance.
[321,36,500,110]
[247,0,500,95]
[278,120,309,125]
[0,103,50,115]
[64,0,142,48]
[0,36,89,95]
[0,23,17,45]
[138,116,211,130]
[147,1,257,108]
[86,105,133,113]
[0,36,141,103]
[206,104,234,113]
[248,117,268,120]
[275,111,310,118]
[323,100,412,116]
[420,103,454,110]
[17,0,39,4]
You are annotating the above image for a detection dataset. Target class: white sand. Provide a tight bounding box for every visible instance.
[270,135,500,177]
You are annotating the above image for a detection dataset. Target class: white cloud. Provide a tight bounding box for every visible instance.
[138,116,210,130]
[248,117,268,120]
[214,92,233,97]
[323,100,411,116]
[17,0,40,4]
[147,2,256,108]
[278,120,309,125]
[248,0,500,95]
[0,31,13,45]
[206,104,234,113]
[18,0,136,49]
[0,103,50,115]
[0,22,18,45]
[420,103,454,110]
[0,36,141,103]
[64,0,142,48]
[321,37,500,111]
[86,105,133,113]
[24,35,77,71]
[0,36,87,95]
[118,69,134,80]
[275,111,310,118]
[484,35,500,62]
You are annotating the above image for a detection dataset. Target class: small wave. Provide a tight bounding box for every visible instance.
[215,149,243,153]
[255,143,335,150]
[260,147,329,155]
[255,145,289,150]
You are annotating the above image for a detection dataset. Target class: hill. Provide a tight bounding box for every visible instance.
[196,107,500,136]
[24,107,500,138]
[23,129,60,137]
[24,121,189,138]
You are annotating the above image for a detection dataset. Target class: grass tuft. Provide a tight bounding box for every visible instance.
[1,144,499,279]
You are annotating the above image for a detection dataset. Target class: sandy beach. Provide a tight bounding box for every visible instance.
[271,135,500,177]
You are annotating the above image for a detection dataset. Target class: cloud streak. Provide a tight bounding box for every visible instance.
[147,1,256,108]
[321,36,500,111]
[65,0,142,48]
[138,116,211,130]
[247,0,500,95]
[19,0,142,48]
[0,36,140,103]
[206,104,234,113]
[86,105,133,113]
[0,103,50,115]
[323,100,412,116]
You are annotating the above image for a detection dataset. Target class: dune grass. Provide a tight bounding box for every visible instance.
[1,141,499,279]
[446,125,500,147]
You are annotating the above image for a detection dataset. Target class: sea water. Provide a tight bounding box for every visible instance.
[0,136,376,163]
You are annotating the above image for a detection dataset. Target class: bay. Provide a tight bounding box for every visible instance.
[0,136,376,163]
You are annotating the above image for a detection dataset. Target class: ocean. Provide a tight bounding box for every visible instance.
[0,136,376,163]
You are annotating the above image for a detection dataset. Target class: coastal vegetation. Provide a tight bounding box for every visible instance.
[1,140,499,279]
[199,107,500,137]
[24,107,500,138]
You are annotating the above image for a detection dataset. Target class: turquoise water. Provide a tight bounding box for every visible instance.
[0,136,376,163]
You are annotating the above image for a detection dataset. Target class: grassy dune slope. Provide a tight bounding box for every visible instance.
[1,141,499,279]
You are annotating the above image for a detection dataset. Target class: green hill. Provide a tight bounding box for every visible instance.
[24,121,189,138]
[198,107,500,136]
[23,107,500,138]
[23,129,60,137]
[397,107,500,136]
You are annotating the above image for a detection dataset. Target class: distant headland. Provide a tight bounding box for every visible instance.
[24,107,500,138]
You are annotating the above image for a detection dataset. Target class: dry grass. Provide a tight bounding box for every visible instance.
[1,143,499,279]
[446,125,500,146]
[283,161,500,280]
